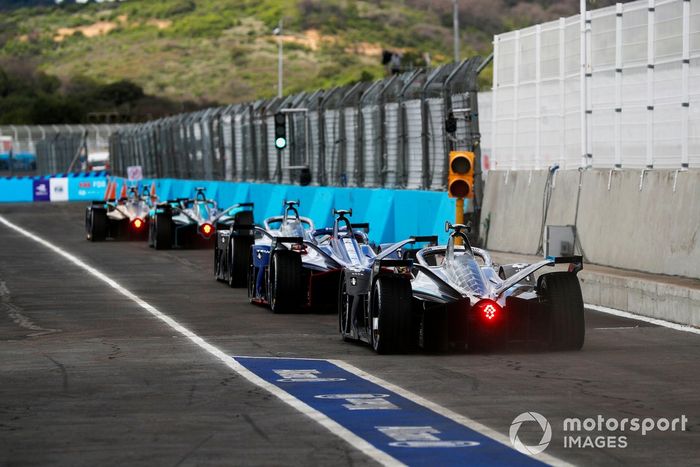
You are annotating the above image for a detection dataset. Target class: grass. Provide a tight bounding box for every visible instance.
[0,0,496,107]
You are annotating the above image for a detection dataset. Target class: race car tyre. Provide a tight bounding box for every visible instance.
[269,250,303,314]
[539,272,585,351]
[153,213,172,250]
[228,236,254,288]
[338,272,356,342]
[371,276,413,354]
[87,209,107,242]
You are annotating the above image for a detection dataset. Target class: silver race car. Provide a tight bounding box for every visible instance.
[148,187,249,250]
[340,222,585,354]
[246,203,375,314]
[85,185,152,241]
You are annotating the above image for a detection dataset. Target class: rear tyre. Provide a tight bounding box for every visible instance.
[371,276,413,354]
[269,250,303,314]
[153,213,172,250]
[539,272,585,351]
[228,236,254,288]
[87,208,107,242]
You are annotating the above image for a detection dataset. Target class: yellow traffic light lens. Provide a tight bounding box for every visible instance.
[449,180,470,198]
[451,156,471,174]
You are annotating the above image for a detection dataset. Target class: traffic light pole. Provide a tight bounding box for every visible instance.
[277,148,282,183]
[455,198,464,245]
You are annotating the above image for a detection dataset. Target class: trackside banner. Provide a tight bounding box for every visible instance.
[0,176,458,243]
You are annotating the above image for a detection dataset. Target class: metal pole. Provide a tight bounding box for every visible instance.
[455,198,464,245]
[580,0,588,168]
[453,0,460,63]
[277,19,283,98]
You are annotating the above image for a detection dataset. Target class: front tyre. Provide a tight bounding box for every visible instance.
[269,250,303,314]
[371,276,413,354]
[539,272,585,351]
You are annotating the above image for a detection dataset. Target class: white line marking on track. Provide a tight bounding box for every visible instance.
[585,304,700,335]
[0,214,401,467]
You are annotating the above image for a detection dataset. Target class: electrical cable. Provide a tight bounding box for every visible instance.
[573,166,588,261]
[536,163,559,255]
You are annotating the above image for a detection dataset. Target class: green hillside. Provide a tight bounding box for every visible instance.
[0,0,593,123]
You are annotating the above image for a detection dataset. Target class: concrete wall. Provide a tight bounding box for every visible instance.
[481,169,700,279]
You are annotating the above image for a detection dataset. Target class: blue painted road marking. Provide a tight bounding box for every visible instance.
[234,357,545,466]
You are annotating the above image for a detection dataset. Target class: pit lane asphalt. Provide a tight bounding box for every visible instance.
[1,202,698,466]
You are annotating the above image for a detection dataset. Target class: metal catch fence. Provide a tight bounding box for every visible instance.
[109,58,485,190]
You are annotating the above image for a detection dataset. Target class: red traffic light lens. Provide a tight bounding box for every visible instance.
[132,218,144,229]
[448,180,470,198]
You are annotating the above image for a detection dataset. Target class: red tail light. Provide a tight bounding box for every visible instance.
[132,218,144,230]
[199,223,214,238]
[475,299,501,322]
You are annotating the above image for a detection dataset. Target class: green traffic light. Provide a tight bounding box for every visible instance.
[275,137,287,149]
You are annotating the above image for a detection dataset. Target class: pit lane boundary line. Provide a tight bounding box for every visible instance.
[0,214,400,467]
[585,304,700,335]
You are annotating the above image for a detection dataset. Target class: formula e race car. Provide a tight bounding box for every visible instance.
[85,185,153,241]
[148,188,248,250]
[246,203,374,313]
[340,222,586,354]
[338,229,437,354]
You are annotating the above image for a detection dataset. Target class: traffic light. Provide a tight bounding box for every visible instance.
[445,113,457,134]
[448,151,475,199]
[274,112,287,149]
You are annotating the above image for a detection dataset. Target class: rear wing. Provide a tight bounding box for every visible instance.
[493,256,583,297]
[375,235,439,262]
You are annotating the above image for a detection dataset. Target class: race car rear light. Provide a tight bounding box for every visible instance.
[475,299,501,322]
[199,223,214,237]
[132,218,144,229]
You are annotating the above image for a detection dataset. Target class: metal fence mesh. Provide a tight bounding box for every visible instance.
[486,0,699,171]
[109,59,484,190]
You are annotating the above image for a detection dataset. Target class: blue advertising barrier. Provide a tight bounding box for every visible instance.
[0,176,462,243]
[138,178,459,244]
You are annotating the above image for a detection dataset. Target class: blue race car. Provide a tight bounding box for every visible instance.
[247,203,375,314]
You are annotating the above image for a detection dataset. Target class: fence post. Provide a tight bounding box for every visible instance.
[492,36,499,170]
[535,24,542,170]
[645,0,655,169]
[512,30,520,171]
[559,18,566,169]
[681,0,690,169]
[615,2,623,169]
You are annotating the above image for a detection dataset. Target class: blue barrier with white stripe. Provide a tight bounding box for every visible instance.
[235,357,543,466]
